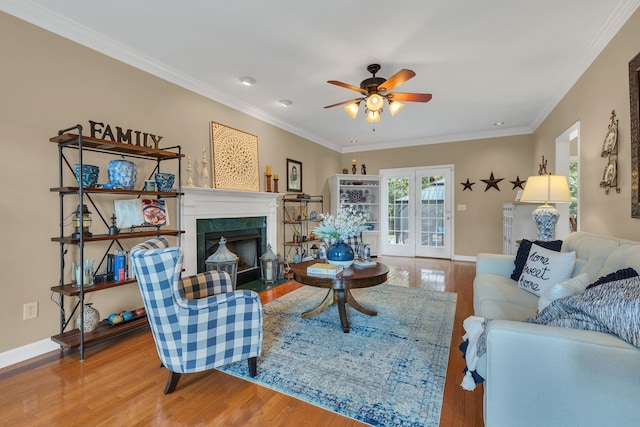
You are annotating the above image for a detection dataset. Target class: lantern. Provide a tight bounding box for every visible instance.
[259,244,279,283]
[310,244,320,259]
[71,204,93,238]
[205,237,239,289]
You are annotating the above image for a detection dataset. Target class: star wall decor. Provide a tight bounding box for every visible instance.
[461,178,475,191]
[509,176,526,190]
[481,172,504,191]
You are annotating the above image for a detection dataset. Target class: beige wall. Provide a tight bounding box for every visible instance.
[2,5,640,355]
[0,12,339,352]
[533,7,640,240]
[343,134,535,257]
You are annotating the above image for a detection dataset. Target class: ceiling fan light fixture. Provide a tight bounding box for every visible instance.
[366,110,381,123]
[365,93,384,112]
[389,100,405,116]
[344,102,360,118]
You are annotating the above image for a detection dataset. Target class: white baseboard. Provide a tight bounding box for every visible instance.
[0,339,60,369]
[453,254,476,263]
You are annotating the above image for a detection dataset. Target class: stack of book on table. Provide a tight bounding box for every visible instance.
[307,263,343,276]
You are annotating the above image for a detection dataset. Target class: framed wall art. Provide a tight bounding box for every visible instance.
[629,51,640,216]
[286,158,302,192]
[210,121,259,192]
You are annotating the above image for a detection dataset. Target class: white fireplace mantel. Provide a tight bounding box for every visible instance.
[180,187,281,275]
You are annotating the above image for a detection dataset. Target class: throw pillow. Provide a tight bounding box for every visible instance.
[585,267,639,290]
[538,272,590,312]
[518,243,576,296]
[511,239,563,281]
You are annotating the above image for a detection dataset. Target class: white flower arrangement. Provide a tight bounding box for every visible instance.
[313,206,368,241]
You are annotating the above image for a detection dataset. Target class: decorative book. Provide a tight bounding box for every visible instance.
[353,259,377,267]
[114,199,169,229]
[307,263,344,276]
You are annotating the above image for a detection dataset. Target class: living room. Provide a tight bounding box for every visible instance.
[1,2,640,425]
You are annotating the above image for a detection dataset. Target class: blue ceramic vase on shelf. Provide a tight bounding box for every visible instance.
[326,240,354,268]
[107,156,137,190]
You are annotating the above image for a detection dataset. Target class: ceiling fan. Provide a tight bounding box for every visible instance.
[324,64,432,122]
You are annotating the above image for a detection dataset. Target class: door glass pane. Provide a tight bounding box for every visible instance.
[420,175,445,248]
[387,177,409,246]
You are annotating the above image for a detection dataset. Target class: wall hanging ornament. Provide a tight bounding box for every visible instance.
[481,172,504,191]
[510,176,526,190]
[600,110,620,194]
[538,156,548,175]
[210,122,259,191]
[461,178,475,191]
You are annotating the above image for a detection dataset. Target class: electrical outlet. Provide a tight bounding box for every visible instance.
[23,302,38,320]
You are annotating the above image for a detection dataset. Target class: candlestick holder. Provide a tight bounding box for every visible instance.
[266,174,272,192]
[274,178,279,193]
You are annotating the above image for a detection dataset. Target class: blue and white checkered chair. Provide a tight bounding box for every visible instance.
[130,237,263,394]
[319,233,371,260]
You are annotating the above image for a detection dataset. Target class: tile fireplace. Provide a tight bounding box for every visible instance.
[180,187,280,277]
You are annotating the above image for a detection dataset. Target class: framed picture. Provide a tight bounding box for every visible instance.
[630,51,640,217]
[286,158,302,192]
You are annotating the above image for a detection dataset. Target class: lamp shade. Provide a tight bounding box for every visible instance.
[366,110,381,123]
[365,93,384,112]
[389,100,405,116]
[344,102,360,118]
[520,175,571,204]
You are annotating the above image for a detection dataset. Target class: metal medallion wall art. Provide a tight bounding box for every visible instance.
[210,122,259,192]
[600,110,620,194]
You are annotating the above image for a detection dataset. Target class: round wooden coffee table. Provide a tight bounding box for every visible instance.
[289,260,389,333]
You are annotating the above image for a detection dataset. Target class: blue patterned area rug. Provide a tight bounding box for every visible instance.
[218,284,457,427]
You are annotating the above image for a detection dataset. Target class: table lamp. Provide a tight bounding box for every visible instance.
[519,174,572,240]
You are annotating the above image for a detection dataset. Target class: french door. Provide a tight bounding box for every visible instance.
[380,166,453,259]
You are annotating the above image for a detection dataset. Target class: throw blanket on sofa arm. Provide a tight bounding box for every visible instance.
[461,276,640,391]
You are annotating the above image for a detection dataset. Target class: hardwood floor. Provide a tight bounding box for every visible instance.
[0,257,483,426]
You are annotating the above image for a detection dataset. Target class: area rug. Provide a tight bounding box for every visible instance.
[218,284,457,427]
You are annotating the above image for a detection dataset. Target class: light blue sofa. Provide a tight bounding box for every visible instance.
[473,232,640,427]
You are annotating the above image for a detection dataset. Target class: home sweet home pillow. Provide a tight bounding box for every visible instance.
[518,243,576,297]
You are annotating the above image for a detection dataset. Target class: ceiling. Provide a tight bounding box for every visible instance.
[3,0,639,153]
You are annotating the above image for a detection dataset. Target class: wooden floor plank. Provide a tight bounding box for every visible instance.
[0,256,483,426]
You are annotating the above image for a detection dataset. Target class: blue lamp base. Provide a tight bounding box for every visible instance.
[532,203,560,241]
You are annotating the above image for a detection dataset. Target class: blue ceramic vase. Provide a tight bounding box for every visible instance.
[326,240,355,268]
[107,156,137,190]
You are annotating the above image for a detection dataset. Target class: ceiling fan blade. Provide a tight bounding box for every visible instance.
[327,80,368,95]
[389,92,433,102]
[377,69,416,93]
[323,98,362,109]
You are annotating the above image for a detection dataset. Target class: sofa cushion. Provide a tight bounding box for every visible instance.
[511,239,563,281]
[595,244,640,279]
[474,273,538,320]
[561,232,621,281]
[538,272,590,312]
[517,243,576,296]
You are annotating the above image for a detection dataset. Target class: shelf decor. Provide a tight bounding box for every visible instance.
[211,121,259,191]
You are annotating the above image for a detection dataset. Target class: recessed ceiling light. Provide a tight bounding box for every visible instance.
[493,121,505,126]
[350,140,358,144]
[278,99,292,107]
[239,76,256,86]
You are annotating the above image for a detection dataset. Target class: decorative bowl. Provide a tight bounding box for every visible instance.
[74,164,100,188]
[155,172,175,192]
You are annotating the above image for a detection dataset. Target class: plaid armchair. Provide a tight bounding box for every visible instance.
[130,237,263,394]
[319,232,371,260]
